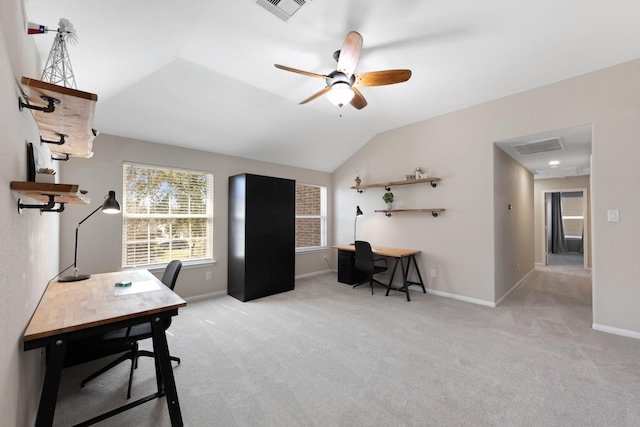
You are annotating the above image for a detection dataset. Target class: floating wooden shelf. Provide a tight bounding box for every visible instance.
[19,77,98,159]
[10,181,90,213]
[352,177,441,191]
[374,208,445,217]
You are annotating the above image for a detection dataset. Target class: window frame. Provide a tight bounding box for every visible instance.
[561,194,584,239]
[121,162,214,269]
[295,183,327,253]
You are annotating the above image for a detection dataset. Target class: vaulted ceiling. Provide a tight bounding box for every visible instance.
[24,0,640,173]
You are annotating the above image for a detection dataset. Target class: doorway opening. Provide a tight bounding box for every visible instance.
[544,189,587,268]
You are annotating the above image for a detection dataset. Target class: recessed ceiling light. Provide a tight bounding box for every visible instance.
[549,160,560,166]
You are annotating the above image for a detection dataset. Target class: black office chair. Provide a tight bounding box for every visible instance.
[78,260,182,399]
[353,240,388,294]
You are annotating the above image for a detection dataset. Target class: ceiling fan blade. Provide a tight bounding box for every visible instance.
[299,86,332,104]
[274,64,327,79]
[350,87,367,109]
[337,31,363,78]
[354,69,412,87]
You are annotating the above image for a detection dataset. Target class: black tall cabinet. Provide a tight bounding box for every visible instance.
[228,173,295,302]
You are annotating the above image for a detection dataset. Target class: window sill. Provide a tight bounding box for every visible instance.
[295,247,328,254]
[125,259,217,274]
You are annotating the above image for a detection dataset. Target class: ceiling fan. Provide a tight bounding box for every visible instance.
[275,31,412,109]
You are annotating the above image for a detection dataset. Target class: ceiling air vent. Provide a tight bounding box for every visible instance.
[255,0,310,22]
[513,137,563,156]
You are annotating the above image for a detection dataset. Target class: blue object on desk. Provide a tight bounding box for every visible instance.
[115,281,132,287]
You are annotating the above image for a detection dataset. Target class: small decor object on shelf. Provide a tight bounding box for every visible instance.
[354,176,361,187]
[382,191,394,210]
[35,167,56,183]
[414,167,422,180]
[405,174,415,181]
[37,18,79,89]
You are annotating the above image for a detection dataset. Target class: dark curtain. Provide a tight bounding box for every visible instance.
[551,192,568,253]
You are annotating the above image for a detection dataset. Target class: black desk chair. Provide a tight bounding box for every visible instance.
[78,260,183,399]
[353,240,388,294]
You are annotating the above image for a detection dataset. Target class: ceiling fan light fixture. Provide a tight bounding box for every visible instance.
[326,82,354,107]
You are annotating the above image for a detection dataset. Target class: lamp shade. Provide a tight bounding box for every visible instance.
[353,205,363,244]
[102,190,121,214]
[326,82,355,107]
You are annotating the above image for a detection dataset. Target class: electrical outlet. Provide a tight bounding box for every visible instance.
[206,271,212,280]
[430,269,437,278]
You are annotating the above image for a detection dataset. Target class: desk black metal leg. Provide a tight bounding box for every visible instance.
[385,258,400,296]
[151,316,183,427]
[410,255,427,293]
[36,338,67,427]
[399,258,411,301]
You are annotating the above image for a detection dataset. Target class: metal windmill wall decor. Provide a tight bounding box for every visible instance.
[28,18,78,89]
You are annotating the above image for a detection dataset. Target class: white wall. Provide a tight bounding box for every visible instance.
[493,146,535,301]
[334,58,640,335]
[0,3,61,424]
[59,134,333,299]
[333,113,497,305]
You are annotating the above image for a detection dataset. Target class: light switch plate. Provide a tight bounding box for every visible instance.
[607,210,619,222]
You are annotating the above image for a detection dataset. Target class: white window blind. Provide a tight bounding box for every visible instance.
[122,163,213,268]
[562,196,584,238]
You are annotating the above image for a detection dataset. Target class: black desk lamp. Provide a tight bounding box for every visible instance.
[59,190,121,282]
[352,205,363,244]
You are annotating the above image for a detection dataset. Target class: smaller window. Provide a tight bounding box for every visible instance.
[561,195,584,238]
[295,184,327,251]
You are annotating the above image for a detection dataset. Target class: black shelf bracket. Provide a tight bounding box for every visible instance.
[17,195,65,214]
[385,212,392,217]
[51,153,70,161]
[356,188,363,193]
[432,212,438,217]
[18,95,60,113]
[430,181,438,188]
[384,186,391,191]
[41,134,67,146]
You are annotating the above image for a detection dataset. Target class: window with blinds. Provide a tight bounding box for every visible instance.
[122,163,213,268]
[295,183,327,250]
[561,194,584,238]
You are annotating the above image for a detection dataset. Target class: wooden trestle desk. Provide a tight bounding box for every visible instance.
[333,244,426,301]
[23,269,186,427]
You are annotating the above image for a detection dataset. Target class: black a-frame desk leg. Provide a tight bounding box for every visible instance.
[35,338,67,427]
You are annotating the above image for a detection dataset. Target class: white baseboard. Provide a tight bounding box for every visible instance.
[495,268,536,306]
[425,267,533,308]
[184,270,334,303]
[184,290,226,303]
[425,288,496,307]
[296,269,334,279]
[592,323,640,340]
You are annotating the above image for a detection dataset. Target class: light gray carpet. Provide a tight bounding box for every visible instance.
[547,252,584,266]
[51,266,640,426]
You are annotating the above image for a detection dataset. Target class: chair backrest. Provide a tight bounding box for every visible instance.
[354,240,375,274]
[161,260,182,290]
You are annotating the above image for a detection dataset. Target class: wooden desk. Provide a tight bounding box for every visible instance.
[24,269,187,426]
[333,245,426,301]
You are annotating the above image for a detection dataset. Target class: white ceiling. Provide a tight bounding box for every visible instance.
[23,0,640,173]
[496,124,592,180]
